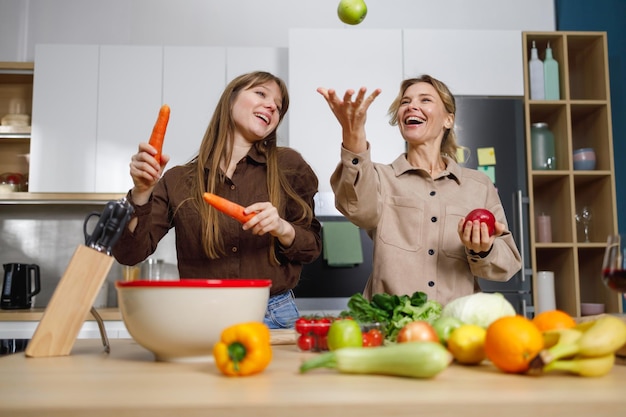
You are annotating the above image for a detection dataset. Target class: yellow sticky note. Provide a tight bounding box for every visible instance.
[456,148,466,163]
[478,165,496,184]
[477,147,496,166]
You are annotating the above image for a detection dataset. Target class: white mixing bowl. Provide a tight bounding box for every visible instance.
[116,279,271,362]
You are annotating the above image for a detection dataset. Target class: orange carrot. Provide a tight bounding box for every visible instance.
[203,192,255,224]
[149,104,170,164]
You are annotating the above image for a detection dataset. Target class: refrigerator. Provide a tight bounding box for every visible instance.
[455,96,533,318]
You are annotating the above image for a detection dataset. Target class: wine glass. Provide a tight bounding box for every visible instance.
[575,206,593,242]
[601,234,626,292]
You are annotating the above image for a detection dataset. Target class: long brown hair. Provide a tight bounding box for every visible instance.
[387,74,460,161]
[187,71,313,261]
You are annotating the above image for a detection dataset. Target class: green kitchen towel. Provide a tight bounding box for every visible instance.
[322,221,363,267]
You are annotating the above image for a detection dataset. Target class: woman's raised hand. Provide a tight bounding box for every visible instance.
[317,86,381,154]
[129,142,170,205]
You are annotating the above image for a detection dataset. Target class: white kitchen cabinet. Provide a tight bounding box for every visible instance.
[288,29,406,193]
[30,45,99,192]
[162,46,226,168]
[95,46,163,193]
[29,45,240,193]
[402,29,524,96]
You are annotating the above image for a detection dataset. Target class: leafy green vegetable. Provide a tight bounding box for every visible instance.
[340,292,442,342]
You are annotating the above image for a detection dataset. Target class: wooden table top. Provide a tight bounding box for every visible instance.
[1,337,625,417]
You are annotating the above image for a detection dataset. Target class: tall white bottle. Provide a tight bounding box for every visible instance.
[529,41,545,100]
[544,42,560,100]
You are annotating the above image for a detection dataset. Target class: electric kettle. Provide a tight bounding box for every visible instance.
[1,263,41,309]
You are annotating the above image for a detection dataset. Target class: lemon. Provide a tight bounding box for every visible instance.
[447,324,487,365]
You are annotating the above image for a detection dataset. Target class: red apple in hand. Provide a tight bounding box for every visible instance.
[465,208,496,236]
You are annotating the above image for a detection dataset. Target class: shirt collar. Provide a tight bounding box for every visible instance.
[391,154,462,184]
[246,144,268,165]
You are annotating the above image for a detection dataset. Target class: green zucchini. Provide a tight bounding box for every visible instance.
[299,341,452,378]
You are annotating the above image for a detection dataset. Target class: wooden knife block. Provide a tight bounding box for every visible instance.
[25,245,114,358]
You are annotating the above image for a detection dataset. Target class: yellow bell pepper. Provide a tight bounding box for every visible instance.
[213,322,272,376]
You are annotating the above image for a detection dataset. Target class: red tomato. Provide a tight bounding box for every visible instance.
[297,334,315,351]
[362,332,373,347]
[311,317,332,336]
[315,334,328,351]
[465,208,496,236]
[294,317,312,335]
[396,321,439,343]
[367,328,384,346]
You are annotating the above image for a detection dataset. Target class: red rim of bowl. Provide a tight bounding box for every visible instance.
[116,279,272,288]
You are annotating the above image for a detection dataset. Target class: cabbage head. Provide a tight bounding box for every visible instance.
[440,292,516,328]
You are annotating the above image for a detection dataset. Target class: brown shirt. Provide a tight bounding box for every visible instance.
[113,146,322,296]
[331,145,522,306]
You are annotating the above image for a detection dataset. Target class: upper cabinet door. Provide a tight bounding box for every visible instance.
[30,45,99,192]
[288,29,405,193]
[403,29,524,96]
[95,45,164,193]
[162,46,226,168]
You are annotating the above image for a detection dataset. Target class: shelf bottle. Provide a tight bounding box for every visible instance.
[529,41,545,100]
[544,42,560,100]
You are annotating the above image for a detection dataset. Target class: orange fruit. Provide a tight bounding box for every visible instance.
[531,310,576,332]
[484,315,544,374]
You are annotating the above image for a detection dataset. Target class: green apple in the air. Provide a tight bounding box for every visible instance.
[337,0,368,25]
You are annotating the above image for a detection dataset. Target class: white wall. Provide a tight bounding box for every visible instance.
[1,0,555,61]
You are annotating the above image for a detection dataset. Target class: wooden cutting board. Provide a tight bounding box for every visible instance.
[25,245,114,358]
[270,329,296,345]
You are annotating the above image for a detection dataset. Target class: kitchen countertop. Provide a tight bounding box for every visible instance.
[1,337,625,416]
[0,307,122,321]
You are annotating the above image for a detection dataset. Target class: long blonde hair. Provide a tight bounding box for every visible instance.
[387,74,460,161]
[186,71,313,261]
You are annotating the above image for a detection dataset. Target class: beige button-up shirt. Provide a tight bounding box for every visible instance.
[330,145,522,306]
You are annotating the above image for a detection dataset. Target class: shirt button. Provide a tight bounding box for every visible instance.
[430,191,436,196]
[428,249,435,255]
[351,158,359,165]
[230,184,236,190]
[428,281,435,287]
[430,216,437,223]
[231,246,238,253]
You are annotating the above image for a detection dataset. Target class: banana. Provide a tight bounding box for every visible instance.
[529,316,626,371]
[543,353,615,377]
[528,328,584,373]
[577,315,626,357]
[542,328,583,349]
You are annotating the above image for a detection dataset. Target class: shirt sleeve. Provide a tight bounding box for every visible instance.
[329,143,382,230]
[112,180,172,266]
[275,149,322,264]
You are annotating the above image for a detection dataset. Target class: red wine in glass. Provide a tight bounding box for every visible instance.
[602,234,626,293]
[601,268,626,292]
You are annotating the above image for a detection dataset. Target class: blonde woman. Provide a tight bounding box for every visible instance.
[317,74,521,306]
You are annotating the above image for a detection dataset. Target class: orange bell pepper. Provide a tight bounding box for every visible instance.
[213,322,272,376]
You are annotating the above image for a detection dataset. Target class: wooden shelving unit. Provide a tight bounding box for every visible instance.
[0,62,33,193]
[522,32,622,316]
